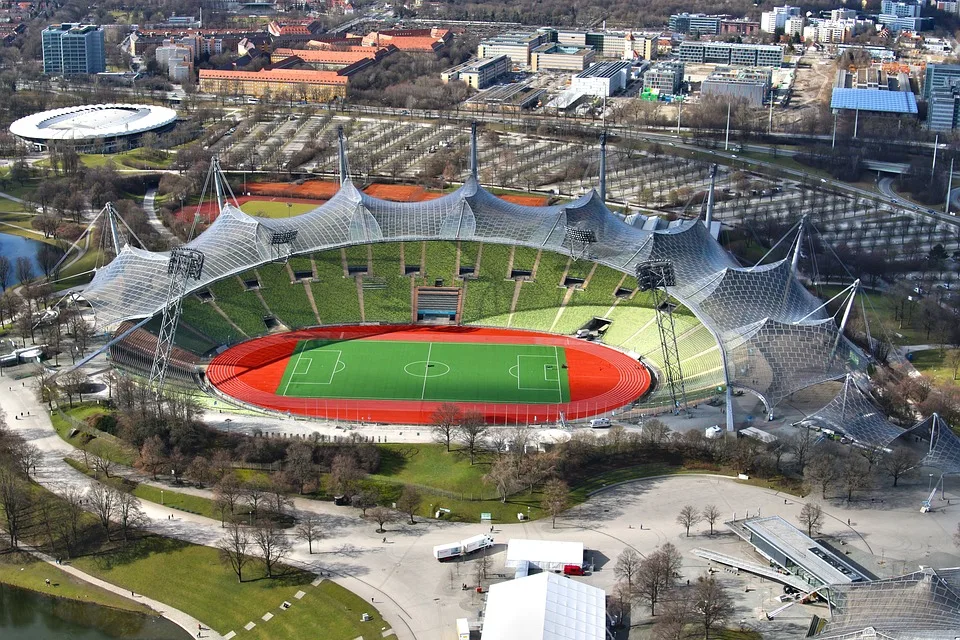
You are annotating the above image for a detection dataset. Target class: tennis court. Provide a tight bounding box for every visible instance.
[276,339,571,404]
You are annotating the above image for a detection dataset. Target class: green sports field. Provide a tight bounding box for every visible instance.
[276,339,571,404]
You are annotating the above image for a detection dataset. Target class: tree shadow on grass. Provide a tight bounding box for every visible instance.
[80,535,191,572]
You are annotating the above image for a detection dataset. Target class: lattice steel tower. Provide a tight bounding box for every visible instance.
[636,260,687,411]
[149,247,205,397]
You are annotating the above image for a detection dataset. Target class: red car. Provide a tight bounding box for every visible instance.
[563,565,584,576]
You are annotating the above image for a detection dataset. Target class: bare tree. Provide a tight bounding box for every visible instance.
[838,454,873,503]
[396,485,422,525]
[295,517,322,554]
[14,256,32,286]
[366,505,396,533]
[702,504,721,536]
[797,502,824,537]
[676,505,701,537]
[634,543,682,616]
[93,455,115,479]
[431,402,461,452]
[473,552,492,588]
[0,255,10,291]
[693,574,734,639]
[350,487,379,516]
[613,547,642,588]
[329,453,364,498]
[244,477,270,521]
[115,490,146,542]
[0,466,30,548]
[186,456,211,487]
[456,411,488,465]
[787,429,813,469]
[87,483,116,538]
[135,435,167,479]
[217,522,252,583]
[9,440,41,477]
[284,441,315,494]
[652,590,694,640]
[252,521,290,578]
[804,453,839,499]
[880,447,919,487]
[640,419,671,447]
[213,473,242,525]
[541,478,569,529]
[483,455,517,503]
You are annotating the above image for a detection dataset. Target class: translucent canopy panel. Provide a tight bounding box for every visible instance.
[818,567,960,640]
[79,174,865,409]
[797,377,907,449]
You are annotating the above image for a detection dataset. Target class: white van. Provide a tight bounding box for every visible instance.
[590,418,612,428]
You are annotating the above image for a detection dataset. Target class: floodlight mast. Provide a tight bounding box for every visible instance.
[149,247,205,398]
[636,260,688,413]
[564,226,596,262]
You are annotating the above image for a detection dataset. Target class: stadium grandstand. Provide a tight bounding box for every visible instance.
[77,125,865,425]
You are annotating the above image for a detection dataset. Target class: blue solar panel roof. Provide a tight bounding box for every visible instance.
[829,88,918,114]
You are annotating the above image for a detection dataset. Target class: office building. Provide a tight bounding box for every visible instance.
[556,30,655,60]
[721,19,761,36]
[678,42,784,67]
[760,6,801,33]
[880,0,921,17]
[701,67,772,107]
[570,60,631,97]
[477,32,545,66]
[530,43,594,71]
[643,61,684,95]
[877,14,932,30]
[668,13,724,35]
[198,68,349,100]
[929,82,960,130]
[42,24,105,75]
[925,64,960,100]
[441,55,510,89]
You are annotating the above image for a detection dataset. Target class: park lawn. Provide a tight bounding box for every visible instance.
[371,443,491,496]
[51,404,137,467]
[71,536,333,636]
[909,348,960,387]
[0,550,153,615]
[246,579,387,640]
[131,484,220,520]
[239,200,316,218]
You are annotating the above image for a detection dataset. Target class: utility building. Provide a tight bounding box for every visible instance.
[570,61,631,97]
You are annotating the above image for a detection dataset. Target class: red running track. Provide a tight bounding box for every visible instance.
[206,325,651,425]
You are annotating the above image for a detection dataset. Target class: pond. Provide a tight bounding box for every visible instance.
[0,231,42,285]
[0,582,191,640]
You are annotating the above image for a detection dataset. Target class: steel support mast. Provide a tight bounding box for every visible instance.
[637,260,688,412]
[149,247,205,397]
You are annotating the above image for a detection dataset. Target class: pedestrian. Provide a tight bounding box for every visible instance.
[131,590,135,597]
[45,579,50,586]
[382,537,386,543]
[847,518,850,526]
[371,597,374,603]
[784,499,787,504]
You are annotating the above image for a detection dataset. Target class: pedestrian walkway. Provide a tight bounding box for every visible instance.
[22,543,224,639]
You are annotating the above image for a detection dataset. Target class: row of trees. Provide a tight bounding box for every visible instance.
[612,544,734,639]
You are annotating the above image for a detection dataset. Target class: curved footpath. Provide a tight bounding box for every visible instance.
[3,377,960,640]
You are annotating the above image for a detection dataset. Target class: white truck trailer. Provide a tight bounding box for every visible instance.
[433,534,494,561]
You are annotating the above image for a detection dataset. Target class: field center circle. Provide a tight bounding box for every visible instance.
[404,360,451,378]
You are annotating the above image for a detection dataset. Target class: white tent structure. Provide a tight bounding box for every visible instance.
[505,539,584,572]
[480,572,606,640]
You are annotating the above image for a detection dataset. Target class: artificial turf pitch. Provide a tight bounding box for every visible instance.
[276,339,571,404]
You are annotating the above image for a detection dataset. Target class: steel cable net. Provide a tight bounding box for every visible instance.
[80,174,864,409]
[908,415,960,475]
[817,567,960,640]
[797,377,907,449]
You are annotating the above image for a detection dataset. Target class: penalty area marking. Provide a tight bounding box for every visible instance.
[516,354,561,393]
[283,349,344,393]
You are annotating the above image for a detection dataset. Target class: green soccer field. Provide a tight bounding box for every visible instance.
[276,339,571,404]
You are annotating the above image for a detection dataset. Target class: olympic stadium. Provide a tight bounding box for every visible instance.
[9,103,178,153]
[70,126,882,430]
